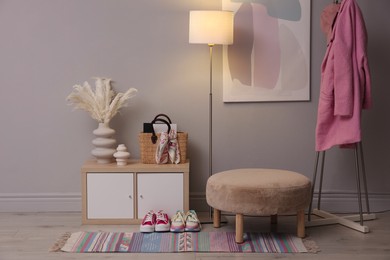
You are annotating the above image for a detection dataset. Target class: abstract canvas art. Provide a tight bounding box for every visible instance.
[223,0,311,102]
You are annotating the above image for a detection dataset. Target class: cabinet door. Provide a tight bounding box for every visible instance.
[87,173,134,219]
[137,173,183,219]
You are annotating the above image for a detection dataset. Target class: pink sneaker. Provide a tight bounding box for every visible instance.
[155,210,170,232]
[140,210,156,233]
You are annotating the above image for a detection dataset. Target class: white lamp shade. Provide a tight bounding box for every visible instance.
[189,10,234,45]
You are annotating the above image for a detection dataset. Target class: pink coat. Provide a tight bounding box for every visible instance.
[315,0,372,151]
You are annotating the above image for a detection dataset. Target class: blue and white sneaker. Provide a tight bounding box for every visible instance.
[170,210,185,232]
[184,210,201,232]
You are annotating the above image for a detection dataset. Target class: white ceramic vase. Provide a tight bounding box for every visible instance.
[114,144,131,166]
[91,122,116,164]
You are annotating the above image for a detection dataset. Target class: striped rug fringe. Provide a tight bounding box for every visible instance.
[303,237,321,253]
[49,232,72,252]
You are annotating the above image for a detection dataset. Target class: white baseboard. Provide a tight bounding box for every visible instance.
[0,193,81,213]
[0,192,389,213]
[310,191,390,213]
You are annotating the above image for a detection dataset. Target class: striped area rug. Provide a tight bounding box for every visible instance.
[59,231,308,253]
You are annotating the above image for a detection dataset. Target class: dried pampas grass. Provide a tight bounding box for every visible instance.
[67,77,137,123]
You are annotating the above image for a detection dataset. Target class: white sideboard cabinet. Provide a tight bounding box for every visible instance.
[81,159,190,224]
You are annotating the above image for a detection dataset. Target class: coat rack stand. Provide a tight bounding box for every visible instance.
[306,142,376,233]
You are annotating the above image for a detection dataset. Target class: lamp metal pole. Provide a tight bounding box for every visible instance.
[208,43,214,219]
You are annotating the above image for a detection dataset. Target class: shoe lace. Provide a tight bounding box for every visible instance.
[156,211,167,222]
[171,211,185,224]
[185,210,201,227]
[185,211,196,222]
[143,211,155,223]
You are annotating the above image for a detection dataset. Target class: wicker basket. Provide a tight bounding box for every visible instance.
[138,132,188,164]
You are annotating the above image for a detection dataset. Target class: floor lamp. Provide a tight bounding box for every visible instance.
[189,10,234,220]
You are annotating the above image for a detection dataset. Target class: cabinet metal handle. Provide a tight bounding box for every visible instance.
[128,195,132,199]
[140,195,143,199]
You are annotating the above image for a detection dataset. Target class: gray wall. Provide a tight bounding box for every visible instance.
[0,0,389,213]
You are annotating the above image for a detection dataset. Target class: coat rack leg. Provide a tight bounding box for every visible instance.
[317,151,326,210]
[358,142,371,214]
[308,152,320,221]
[354,144,364,225]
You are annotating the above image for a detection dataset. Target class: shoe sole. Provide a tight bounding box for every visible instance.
[170,227,185,233]
[184,227,201,232]
[140,226,155,233]
[155,224,170,232]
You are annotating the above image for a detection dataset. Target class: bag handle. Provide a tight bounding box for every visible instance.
[153,114,172,124]
[150,118,171,144]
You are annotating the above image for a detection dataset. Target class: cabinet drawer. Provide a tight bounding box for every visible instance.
[87,173,134,219]
[137,173,183,219]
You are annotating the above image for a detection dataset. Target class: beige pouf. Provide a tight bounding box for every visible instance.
[206,168,311,243]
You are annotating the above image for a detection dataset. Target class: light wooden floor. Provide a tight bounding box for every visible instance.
[0,211,389,260]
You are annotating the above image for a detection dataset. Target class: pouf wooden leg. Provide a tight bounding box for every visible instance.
[297,209,305,238]
[213,208,221,228]
[236,213,244,243]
